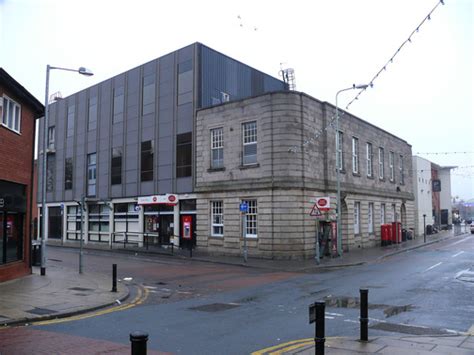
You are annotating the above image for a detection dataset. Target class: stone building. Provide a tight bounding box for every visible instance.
[195,91,414,259]
[37,43,287,248]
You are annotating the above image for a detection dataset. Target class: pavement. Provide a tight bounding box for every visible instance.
[0,227,471,354]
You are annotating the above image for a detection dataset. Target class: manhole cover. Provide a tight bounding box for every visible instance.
[69,287,94,292]
[26,307,58,315]
[189,303,239,312]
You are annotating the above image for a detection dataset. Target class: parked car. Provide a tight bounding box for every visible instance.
[470,222,474,234]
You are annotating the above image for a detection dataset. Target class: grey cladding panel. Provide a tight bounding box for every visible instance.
[158,179,172,194]
[176,177,192,193]
[158,121,173,138]
[127,68,140,93]
[177,103,193,134]
[178,44,194,62]
[143,59,157,75]
[158,165,172,180]
[126,183,137,196]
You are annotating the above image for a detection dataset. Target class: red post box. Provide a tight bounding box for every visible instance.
[391,222,402,244]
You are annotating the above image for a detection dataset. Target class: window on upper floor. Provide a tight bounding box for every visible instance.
[111,147,122,185]
[142,74,155,116]
[113,86,124,124]
[88,96,98,131]
[87,153,96,197]
[389,151,395,182]
[141,141,154,182]
[336,131,344,171]
[366,143,373,177]
[47,126,55,150]
[242,121,257,165]
[352,137,359,174]
[1,95,21,133]
[65,158,73,190]
[399,155,404,185]
[378,147,384,179]
[211,127,224,169]
[66,104,75,137]
[177,132,192,177]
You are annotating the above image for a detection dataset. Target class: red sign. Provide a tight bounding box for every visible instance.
[316,197,331,211]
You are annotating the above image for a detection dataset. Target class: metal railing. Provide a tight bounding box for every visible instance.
[111,231,174,254]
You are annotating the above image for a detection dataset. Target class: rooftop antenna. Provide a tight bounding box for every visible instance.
[279,64,296,90]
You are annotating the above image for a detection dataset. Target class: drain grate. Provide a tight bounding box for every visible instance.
[26,307,58,315]
[69,287,94,292]
[189,303,239,312]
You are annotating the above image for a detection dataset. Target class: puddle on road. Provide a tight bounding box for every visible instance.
[383,304,414,317]
[323,295,414,318]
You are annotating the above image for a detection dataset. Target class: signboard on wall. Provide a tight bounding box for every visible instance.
[432,179,441,192]
[137,194,179,205]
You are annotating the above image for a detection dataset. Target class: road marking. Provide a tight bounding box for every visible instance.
[325,316,334,319]
[452,251,464,258]
[251,338,313,355]
[31,286,149,326]
[454,269,470,279]
[344,319,358,323]
[449,237,470,246]
[326,312,343,317]
[423,262,442,272]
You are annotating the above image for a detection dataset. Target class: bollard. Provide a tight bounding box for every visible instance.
[315,301,325,355]
[112,263,117,293]
[130,331,148,355]
[360,288,369,341]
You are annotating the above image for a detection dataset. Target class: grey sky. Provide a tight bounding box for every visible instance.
[1,0,472,199]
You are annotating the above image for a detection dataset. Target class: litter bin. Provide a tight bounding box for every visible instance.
[426,224,433,235]
[402,229,407,242]
[32,240,41,266]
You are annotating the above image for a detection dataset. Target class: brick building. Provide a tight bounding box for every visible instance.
[195,91,415,259]
[0,68,44,282]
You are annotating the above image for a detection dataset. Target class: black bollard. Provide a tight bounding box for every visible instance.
[112,264,117,293]
[130,331,148,355]
[315,301,325,355]
[360,288,369,341]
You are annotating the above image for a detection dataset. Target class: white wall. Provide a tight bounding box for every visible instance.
[412,156,434,236]
[438,168,453,225]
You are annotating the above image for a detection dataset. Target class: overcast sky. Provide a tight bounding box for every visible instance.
[1,0,473,199]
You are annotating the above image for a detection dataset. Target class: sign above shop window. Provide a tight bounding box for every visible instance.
[137,194,179,206]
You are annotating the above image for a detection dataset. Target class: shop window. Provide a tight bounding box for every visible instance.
[114,203,139,238]
[88,204,110,242]
[66,205,81,240]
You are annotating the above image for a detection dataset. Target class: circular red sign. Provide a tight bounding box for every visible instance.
[317,199,327,207]
[152,197,157,202]
[168,195,176,202]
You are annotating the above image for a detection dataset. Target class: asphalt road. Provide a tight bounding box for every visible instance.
[2,233,473,354]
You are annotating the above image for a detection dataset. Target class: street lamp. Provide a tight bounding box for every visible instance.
[40,65,94,276]
[335,84,369,257]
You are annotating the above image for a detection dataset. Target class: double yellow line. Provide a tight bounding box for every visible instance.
[251,338,314,355]
[32,286,149,326]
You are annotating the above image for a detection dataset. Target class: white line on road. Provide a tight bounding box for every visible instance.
[344,319,358,323]
[326,312,343,317]
[455,269,470,279]
[452,251,465,258]
[325,316,335,319]
[449,237,471,246]
[423,262,443,272]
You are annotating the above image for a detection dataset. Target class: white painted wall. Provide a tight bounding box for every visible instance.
[412,156,434,236]
[438,168,453,225]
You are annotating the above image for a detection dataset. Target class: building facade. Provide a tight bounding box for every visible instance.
[37,43,287,248]
[195,92,415,259]
[0,68,43,282]
[412,156,454,236]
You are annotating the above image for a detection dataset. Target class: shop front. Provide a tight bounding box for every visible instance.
[0,180,29,282]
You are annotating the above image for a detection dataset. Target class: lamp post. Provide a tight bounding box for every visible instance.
[41,65,93,276]
[335,84,369,257]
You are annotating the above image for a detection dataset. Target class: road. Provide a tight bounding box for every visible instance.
[1,233,473,354]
